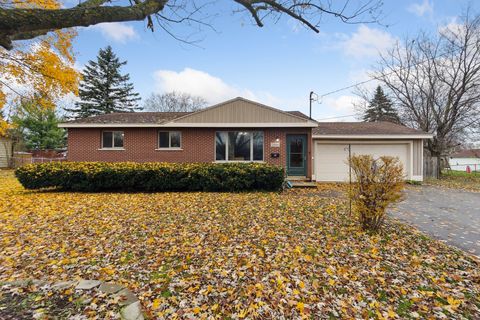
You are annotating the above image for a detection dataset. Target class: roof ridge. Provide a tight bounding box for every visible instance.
[168,97,316,124]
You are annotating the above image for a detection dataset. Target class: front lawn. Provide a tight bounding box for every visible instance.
[0,170,479,318]
[425,170,480,192]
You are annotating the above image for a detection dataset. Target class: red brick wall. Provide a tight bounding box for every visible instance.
[67,127,312,178]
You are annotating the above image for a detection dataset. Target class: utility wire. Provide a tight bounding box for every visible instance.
[0,79,26,98]
[316,114,357,121]
[312,45,462,121]
[317,45,462,100]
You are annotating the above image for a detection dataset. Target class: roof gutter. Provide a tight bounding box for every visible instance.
[59,122,319,128]
[312,134,434,139]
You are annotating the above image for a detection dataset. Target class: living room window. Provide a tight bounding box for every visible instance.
[102,131,124,149]
[215,131,263,161]
[158,131,182,149]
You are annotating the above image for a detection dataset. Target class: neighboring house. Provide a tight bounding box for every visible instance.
[59,97,432,182]
[0,137,12,168]
[449,149,480,172]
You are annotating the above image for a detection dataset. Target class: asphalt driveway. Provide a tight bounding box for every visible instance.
[389,186,480,257]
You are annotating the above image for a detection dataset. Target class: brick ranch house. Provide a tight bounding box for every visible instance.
[59,97,433,182]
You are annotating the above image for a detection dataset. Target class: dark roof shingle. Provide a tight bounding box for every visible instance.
[450,149,480,158]
[313,121,427,135]
[65,111,310,124]
[65,112,192,124]
[286,111,310,119]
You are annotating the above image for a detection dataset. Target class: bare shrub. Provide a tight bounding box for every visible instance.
[349,155,404,232]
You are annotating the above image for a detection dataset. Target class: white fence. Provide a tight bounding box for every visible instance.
[449,163,479,172]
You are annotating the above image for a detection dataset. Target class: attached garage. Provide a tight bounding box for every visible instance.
[312,122,432,182]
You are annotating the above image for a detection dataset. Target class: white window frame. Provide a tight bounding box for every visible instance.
[215,131,264,162]
[157,131,182,150]
[101,130,124,150]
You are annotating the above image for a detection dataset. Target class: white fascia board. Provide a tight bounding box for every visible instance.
[59,122,318,128]
[58,123,157,128]
[160,122,318,128]
[312,134,434,139]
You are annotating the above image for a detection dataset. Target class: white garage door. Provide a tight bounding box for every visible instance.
[314,142,410,182]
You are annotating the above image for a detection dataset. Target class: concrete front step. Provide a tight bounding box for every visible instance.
[287,176,308,181]
[290,181,317,188]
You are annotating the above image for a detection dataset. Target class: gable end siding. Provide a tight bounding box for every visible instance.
[174,99,308,124]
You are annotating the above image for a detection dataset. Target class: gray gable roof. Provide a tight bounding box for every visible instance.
[62,110,309,125]
[64,112,192,124]
[60,96,316,128]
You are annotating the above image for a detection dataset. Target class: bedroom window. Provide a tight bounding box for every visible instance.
[215,131,263,161]
[158,131,182,149]
[102,131,124,149]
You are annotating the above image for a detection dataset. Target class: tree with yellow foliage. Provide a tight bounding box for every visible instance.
[0,0,80,137]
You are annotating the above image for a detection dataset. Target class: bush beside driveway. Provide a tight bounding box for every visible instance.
[1,171,479,319]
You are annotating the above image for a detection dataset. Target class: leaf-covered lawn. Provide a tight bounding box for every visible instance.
[1,170,479,319]
[425,170,480,192]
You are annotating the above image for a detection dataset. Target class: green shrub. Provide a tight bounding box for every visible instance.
[348,155,404,232]
[14,162,285,192]
[406,179,422,185]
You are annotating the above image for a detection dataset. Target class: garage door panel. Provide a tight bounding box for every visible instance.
[314,144,350,181]
[315,142,410,182]
[352,144,409,172]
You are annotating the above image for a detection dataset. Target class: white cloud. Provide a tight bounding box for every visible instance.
[91,22,138,43]
[152,68,280,106]
[318,95,362,122]
[347,68,382,94]
[408,0,434,17]
[341,25,397,59]
[438,18,469,40]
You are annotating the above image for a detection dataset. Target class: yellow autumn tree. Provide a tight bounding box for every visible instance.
[0,0,80,137]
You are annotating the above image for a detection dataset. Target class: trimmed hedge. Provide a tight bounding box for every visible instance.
[14,162,285,192]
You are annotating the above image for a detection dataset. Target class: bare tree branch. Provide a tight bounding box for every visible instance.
[0,0,383,50]
[0,0,169,49]
[144,91,207,112]
[374,11,480,176]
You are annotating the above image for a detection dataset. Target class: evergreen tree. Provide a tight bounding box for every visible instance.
[12,99,66,150]
[363,86,400,123]
[66,46,141,118]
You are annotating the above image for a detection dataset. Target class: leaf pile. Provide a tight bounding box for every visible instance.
[0,170,479,319]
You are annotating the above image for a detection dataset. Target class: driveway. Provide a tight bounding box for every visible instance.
[390,186,480,257]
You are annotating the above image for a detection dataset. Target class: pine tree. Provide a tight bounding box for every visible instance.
[12,99,66,150]
[66,46,141,118]
[363,86,400,123]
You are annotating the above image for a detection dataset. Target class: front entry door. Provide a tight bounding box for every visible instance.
[286,134,307,176]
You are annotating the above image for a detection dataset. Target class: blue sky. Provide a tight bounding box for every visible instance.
[73,0,478,120]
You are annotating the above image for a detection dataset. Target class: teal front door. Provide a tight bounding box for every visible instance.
[286,134,307,176]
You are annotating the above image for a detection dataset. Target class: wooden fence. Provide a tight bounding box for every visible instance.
[423,156,439,179]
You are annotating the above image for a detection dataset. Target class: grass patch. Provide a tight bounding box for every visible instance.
[425,170,480,192]
[0,282,121,318]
